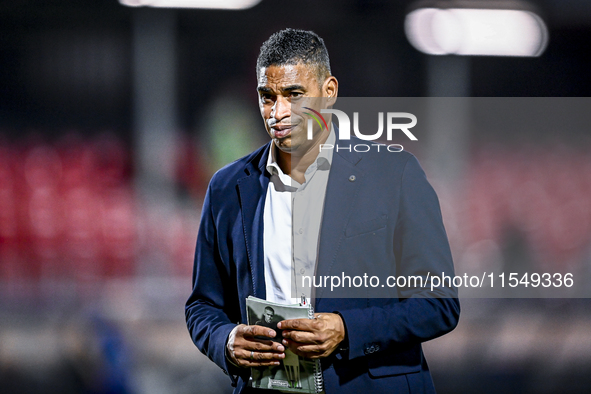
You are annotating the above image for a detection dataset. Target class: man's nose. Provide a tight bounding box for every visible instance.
[271,96,291,120]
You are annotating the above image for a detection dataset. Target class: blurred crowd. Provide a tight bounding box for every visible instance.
[0,133,200,289]
[448,142,591,285]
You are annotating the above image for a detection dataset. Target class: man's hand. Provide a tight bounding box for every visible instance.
[226,324,285,367]
[277,313,345,359]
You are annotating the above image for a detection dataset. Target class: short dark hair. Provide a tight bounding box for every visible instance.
[256,28,331,85]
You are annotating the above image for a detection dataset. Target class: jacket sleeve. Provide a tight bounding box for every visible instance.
[185,183,243,385]
[338,154,460,360]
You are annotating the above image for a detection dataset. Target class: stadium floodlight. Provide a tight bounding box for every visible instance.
[405,1,549,57]
[119,0,262,9]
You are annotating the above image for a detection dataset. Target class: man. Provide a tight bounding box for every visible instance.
[186,28,460,393]
[256,307,277,329]
[254,307,282,342]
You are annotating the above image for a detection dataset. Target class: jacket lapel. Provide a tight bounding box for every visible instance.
[237,144,270,300]
[315,148,363,301]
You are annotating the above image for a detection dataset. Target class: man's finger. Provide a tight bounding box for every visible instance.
[237,348,285,362]
[277,318,317,331]
[242,324,276,338]
[236,356,282,368]
[241,360,282,367]
[237,336,275,349]
[281,329,319,344]
[283,339,324,353]
[239,340,285,353]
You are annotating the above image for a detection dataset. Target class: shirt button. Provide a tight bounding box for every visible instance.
[298,228,303,234]
[300,268,306,274]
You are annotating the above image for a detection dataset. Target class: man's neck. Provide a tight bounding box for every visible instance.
[275,129,331,184]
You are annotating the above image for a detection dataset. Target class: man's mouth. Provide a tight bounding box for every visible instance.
[271,124,293,138]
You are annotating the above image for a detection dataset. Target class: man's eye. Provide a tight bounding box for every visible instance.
[260,94,273,102]
[290,92,303,99]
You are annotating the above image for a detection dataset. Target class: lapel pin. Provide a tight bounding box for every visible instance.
[349,175,356,182]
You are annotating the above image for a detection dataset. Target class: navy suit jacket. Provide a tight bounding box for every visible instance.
[186,139,460,393]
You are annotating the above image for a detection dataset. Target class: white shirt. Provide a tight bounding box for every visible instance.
[263,130,334,304]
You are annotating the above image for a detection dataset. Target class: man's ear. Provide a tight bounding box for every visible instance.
[323,76,338,106]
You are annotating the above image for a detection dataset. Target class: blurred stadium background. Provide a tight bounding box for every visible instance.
[1,1,591,393]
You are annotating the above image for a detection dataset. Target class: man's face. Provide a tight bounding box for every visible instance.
[257,63,329,156]
[263,309,274,323]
